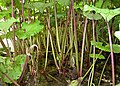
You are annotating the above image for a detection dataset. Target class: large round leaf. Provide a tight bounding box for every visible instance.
[16,21,44,39]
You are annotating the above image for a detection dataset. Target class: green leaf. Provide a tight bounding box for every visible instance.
[112,0,120,7]
[3,66,22,83]
[7,66,21,80]
[102,0,111,8]
[116,83,120,86]
[89,54,105,59]
[112,44,120,53]
[16,21,44,39]
[24,2,51,13]
[0,56,5,63]
[74,2,83,10]
[0,54,26,83]
[99,8,120,22]
[83,5,120,22]
[0,21,44,40]
[83,11,102,20]
[0,64,6,72]
[57,0,70,6]
[95,0,103,8]
[57,12,66,18]
[0,30,13,39]
[0,18,19,33]
[0,7,12,19]
[14,54,26,65]
[91,41,120,53]
[91,41,105,50]
[114,31,120,41]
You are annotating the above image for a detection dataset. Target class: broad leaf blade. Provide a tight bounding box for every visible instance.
[16,21,44,39]
[57,0,70,6]
[25,2,51,13]
[0,54,26,83]
[91,41,120,53]
[83,11,102,20]
[83,5,120,22]
[0,18,19,33]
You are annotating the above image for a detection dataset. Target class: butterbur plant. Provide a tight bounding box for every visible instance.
[0,0,120,86]
[80,4,120,86]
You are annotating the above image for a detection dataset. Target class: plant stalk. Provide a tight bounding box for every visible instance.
[21,0,25,22]
[71,0,79,74]
[80,18,88,77]
[53,0,61,53]
[107,22,115,85]
[11,0,15,17]
[90,13,96,86]
[49,30,60,71]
